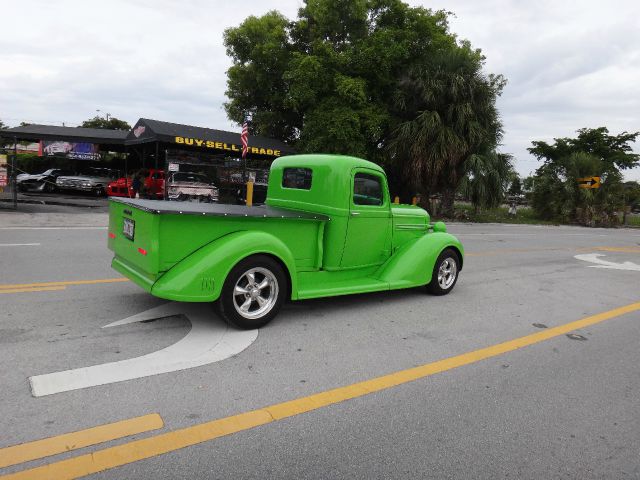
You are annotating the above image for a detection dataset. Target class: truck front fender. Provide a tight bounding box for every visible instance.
[151,230,297,302]
[374,232,464,288]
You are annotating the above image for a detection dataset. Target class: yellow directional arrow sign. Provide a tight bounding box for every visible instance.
[577,176,601,189]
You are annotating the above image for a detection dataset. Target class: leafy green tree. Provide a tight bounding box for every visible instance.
[224,0,458,161]
[623,181,640,214]
[458,152,513,212]
[388,46,505,215]
[529,127,639,176]
[522,176,535,193]
[528,128,638,226]
[0,119,9,147]
[224,11,296,142]
[224,0,504,213]
[80,116,130,130]
[507,174,522,196]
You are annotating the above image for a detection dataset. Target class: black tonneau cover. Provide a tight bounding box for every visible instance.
[110,197,329,221]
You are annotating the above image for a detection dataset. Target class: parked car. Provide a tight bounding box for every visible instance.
[107,169,165,199]
[167,172,219,202]
[56,168,120,196]
[108,154,463,329]
[17,168,74,193]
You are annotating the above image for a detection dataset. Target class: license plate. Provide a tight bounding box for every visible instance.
[123,217,135,240]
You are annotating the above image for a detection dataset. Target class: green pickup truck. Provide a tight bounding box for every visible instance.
[108,154,464,329]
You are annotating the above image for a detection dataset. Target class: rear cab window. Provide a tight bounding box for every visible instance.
[282,168,312,190]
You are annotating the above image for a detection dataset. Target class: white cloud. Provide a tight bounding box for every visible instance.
[1,0,638,180]
[430,0,640,180]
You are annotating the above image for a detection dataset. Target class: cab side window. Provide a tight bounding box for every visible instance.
[353,173,383,206]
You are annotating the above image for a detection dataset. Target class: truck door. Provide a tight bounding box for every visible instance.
[340,169,392,268]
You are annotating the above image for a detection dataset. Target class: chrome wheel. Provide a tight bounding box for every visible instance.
[232,267,279,320]
[437,257,457,290]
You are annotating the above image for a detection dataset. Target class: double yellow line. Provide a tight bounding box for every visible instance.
[0,413,164,468]
[0,278,129,295]
[0,414,163,473]
[2,300,639,480]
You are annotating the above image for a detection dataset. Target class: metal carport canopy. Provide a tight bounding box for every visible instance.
[125,118,295,157]
[0,124,128,152]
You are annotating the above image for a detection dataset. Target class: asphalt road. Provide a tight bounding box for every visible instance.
[1,208,639,479]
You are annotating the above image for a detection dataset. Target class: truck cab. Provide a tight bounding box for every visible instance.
[267,155,436,271]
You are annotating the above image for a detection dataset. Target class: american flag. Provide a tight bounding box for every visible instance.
[241,121,249,159]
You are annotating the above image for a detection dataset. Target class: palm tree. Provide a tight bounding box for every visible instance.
[388,46,505,216]
[458,152,514,212]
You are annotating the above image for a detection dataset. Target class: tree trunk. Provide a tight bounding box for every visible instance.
[440,188,455,218]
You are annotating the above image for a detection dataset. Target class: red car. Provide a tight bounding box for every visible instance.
[107,169,165,199]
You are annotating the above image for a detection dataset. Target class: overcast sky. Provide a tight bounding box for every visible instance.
[1,0,638,180]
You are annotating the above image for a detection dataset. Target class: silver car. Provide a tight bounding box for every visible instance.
[56,168,119,196]
[167,172,219,202]
[17,168,73,193]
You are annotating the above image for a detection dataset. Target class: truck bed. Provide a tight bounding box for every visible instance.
[109,197,329,221]
[108,198,329,295]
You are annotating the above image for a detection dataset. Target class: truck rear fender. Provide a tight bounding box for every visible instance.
[374,232,464,288]
[151,230,297,302]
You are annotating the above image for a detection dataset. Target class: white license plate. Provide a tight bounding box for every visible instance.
[123,218,135,240]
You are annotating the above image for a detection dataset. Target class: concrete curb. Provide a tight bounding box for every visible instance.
[0,197,106,209]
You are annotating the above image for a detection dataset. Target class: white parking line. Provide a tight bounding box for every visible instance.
[574,253,640,271]
[29,302,258,397]
[0,243,41,247]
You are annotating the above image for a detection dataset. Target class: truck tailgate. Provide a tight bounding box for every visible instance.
[107,200,161,289]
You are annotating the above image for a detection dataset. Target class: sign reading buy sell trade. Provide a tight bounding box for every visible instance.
[577,176,601,189]
[174,136,281,157]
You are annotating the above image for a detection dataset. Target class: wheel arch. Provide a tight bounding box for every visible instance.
[151,230,298,302]
[375,232,464,287]
[444,245,463,271]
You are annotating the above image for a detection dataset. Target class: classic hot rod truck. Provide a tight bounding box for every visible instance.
[108,154,464,329]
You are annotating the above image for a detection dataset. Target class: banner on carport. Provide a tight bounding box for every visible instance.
[41,141,100,161]
[0,154,7,187]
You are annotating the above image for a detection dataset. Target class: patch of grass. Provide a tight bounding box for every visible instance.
[435,204,640,228]
[625,214,640,227]
[435,204,558,225]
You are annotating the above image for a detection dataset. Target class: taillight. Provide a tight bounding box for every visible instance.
[108,232,116,239]
[138,247,148,256]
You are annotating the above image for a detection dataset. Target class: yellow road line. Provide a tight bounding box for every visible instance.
[596,247,640,253]
[0,287,66,294]
[466,246,640,257]
[0,278,129,290]
[4,301,639,480]
[466,246,569,257]
[0,414,163,469]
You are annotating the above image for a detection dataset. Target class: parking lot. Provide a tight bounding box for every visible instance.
[1,209,639,479]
